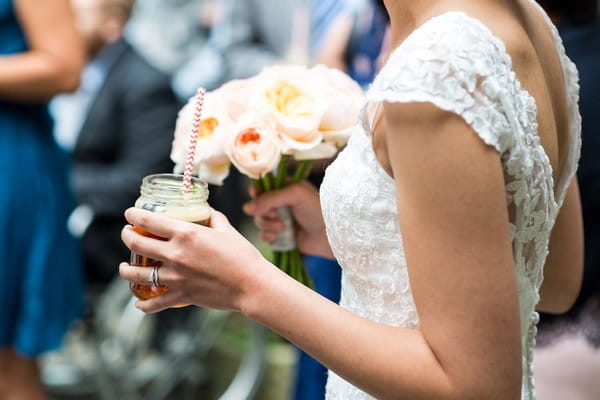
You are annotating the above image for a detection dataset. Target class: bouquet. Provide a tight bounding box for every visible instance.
[171,64,365,288]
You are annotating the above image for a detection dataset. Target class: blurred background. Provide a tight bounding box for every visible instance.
[1,0,598,399]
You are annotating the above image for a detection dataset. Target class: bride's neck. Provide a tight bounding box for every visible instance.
[384,0,434,48]
[384,0,517,49]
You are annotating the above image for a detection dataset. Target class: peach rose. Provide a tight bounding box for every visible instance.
[224,112,282,179]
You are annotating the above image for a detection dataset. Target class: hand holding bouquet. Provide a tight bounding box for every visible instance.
[171,64,364,287]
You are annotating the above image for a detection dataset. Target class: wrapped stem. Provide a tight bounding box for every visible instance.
[270,206,296,252]
[256,158,315,290]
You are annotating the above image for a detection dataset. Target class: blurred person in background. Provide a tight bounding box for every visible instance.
[52,0,179,295]
[344,0,389,87]
[126,0,226,100]
[533,0,600,398]
[212,1,368,399]
[0,0,85,399]
[214,0,365,80]
[316,0,389,87]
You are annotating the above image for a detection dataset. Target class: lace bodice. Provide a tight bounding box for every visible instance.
[320,7,581,400]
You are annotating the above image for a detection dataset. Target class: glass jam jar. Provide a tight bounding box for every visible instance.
[129,173,211,300]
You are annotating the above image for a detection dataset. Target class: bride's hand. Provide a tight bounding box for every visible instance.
[243,180,334,259]
[119,208,268,313]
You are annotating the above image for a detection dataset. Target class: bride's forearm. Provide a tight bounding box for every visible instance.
[241,264,454,400]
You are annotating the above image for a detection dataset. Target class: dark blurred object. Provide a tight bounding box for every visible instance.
[536,0,598,24]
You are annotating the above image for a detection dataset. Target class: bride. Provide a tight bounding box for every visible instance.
[119,0,583,398]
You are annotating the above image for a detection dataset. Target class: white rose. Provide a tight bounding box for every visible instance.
[197,162,230,186]
[253,65,324,152]
[293,141,338,161]
[224,112,282,179]
[171,91,234,185]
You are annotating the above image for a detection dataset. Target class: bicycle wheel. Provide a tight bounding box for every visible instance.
[44,277,267,400]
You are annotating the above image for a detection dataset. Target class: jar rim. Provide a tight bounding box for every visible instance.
[140,173,208,202]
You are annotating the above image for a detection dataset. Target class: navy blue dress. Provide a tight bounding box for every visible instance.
[0,0,83,356]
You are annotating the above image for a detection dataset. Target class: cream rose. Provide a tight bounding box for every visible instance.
[293,141,338,161]
[253,65,324,152]
[224,112,282,179]
[310,64,365,146]
[215,77,260,122]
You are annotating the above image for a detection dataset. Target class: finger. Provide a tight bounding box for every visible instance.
[254,215,284,232]
[260,231,277,243]
[209,209,236,233]
[243,185,301,216]
[248,207,278,220]
[121,225,169,261]
[119,262,178,286]
[135,289,188,314]
[124,207,184,239]
[248,184,258,198]
[266,209,278,219]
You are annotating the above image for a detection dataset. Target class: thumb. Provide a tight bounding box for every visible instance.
[243,185,299,216]
[209,209,235,232]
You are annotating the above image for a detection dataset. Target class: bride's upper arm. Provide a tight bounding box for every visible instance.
[383,100,522,396]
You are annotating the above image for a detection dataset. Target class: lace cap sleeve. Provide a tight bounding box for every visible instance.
[367,12,523,155]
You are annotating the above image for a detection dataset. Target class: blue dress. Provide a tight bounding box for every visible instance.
[0,0,83,357]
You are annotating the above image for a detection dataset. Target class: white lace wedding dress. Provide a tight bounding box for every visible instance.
[319,5,581,400]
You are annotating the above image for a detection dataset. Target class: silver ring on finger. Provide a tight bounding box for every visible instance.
[149,266,160,287]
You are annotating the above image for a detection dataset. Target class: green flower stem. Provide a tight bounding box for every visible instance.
[301,253,315,289]
[287,252,295,278]
[261,173,273,192]
[281,251,289,272]
[272,251,282,266]
[297,256,304,283]
[302,161,314,180]
[292,160,314,183]
[252,178,265,193]
[290,250,298,282]
[292,161,306,183]
[275,155,291,189]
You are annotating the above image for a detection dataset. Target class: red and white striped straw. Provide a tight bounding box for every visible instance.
[182,87,206,192]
